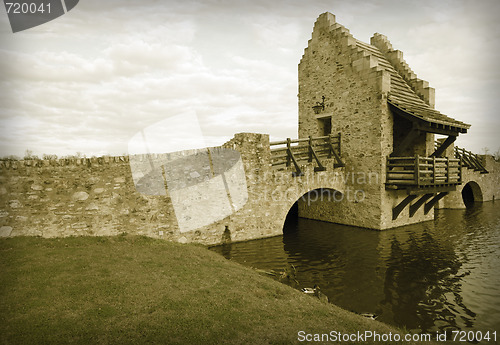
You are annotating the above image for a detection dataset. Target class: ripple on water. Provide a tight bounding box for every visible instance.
[210,202,500,334]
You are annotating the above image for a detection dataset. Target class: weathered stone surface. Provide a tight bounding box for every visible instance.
[85,203,99,211]
[0,226,12,237]
[9,200,21,209]
[0,13,498,245]
[72,191,89,201]
[71,222,87,229]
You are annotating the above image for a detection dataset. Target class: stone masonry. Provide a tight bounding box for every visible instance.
[1,12,499,244]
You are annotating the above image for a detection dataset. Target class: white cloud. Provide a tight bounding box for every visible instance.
[0,0,499,157]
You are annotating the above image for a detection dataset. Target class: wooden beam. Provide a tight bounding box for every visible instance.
[328,134,345,168]
[308,136,326,172]
[430,135,456,157]
[393,195,417,220]
[384,184,457,194]
[417,123,462,136]
[409,193,433,217]
[388,102,465,136]
[286,138,303,177]
[424,192,449,214]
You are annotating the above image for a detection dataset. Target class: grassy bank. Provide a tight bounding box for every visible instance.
[0,235,428,344]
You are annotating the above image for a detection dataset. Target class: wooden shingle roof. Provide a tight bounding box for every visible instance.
[355,40,470,134]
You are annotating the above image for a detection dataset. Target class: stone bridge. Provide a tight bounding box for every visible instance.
[1,12,500,244]
[0,131,498,245]
[150,132,349,245]
[136,131,499,246]
[439,149,499,210]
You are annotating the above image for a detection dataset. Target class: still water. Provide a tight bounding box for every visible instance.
[210,202,500,334]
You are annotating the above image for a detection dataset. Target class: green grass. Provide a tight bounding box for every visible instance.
[0,235,431,344]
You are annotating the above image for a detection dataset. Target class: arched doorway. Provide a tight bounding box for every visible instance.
[461,181,483,208]
[283,188,343,234]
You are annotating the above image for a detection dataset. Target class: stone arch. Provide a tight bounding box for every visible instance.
[282,187,344,233]
[461,181,483,208]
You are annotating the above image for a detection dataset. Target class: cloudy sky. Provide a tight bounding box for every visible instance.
[0,0,499,158]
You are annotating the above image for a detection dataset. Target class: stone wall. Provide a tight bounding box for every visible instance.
[0,133,346,245]
[298,12,389,229]
[440,155,500,209]
[1,132,498,243]
[0,156,179,240]
[297,13,435,229]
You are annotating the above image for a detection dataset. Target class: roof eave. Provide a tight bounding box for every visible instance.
[388,102,470,136]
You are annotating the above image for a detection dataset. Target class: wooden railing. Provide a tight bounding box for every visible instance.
[433,140,488,174]
[454,146,488,173]
[386,155,462,187]
[270,134,344,176]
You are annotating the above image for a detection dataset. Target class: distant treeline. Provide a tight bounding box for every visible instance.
[0,149,123,161]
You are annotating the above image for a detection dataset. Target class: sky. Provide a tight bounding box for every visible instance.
[0,0,499,158]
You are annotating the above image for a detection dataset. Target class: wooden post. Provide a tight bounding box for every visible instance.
[446,157,450,183]
[338,132,342,157]
[386,156,390,184]
[308,136,313,163]
[432,156,436,185]
[286,138,291,167]
[414,154,420,186]
[327,134,332,158]
[458,157,462,183]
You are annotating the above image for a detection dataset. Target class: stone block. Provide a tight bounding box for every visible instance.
[0,226,12,237]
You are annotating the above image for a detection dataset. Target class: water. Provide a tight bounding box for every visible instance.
[210,202,500,335]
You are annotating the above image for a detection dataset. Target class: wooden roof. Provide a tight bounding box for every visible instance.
[356,40,470,134]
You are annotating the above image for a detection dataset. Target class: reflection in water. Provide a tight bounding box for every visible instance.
[381,230,473,333]
[210,202,500,334]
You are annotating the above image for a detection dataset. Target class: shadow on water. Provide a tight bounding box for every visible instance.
[210,202,500,335]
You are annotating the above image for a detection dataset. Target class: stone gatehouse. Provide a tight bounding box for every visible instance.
[0,12,499,244]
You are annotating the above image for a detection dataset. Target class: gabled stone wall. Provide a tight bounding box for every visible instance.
[298,13,392,229]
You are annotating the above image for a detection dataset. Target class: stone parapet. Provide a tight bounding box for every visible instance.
[0,155,129,169]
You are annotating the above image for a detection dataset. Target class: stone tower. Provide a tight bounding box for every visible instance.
[298,13,470,229]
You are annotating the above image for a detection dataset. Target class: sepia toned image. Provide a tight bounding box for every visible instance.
[1,1,499,344]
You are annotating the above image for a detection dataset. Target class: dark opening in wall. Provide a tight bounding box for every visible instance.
[317,116,332,136]
[462,183,475,208]
[283,202,299,234]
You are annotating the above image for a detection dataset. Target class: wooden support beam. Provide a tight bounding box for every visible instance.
[472,152,488,173]
[424,192,449,214]
[391,127,420,157]
[286,138,303,177]
[328,134,345,168]
[461,153,475,169]
[286,138,291,167]
[407,185,456,194]
[308,136,326,172]
[409,193,433,217]
[430,135,456,157]
[393,195,417,220]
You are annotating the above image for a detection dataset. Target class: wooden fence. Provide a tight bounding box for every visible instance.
[386,155,462,187]
[270,134,343,176]
[454,147,488,173]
